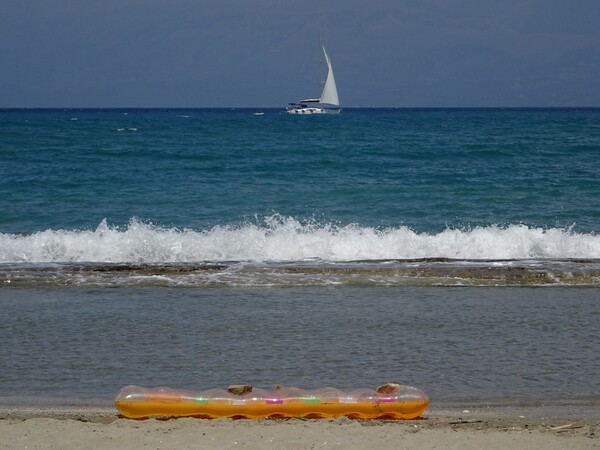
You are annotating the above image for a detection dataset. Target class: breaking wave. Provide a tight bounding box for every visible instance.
[1,216,599,263]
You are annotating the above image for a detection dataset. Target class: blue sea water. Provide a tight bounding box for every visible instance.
[2,108,600,235]
[0,108,599,406]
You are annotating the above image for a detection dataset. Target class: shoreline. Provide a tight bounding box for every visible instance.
[1,404,598,449]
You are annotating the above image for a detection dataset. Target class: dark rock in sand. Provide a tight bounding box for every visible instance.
[228,384,253,395]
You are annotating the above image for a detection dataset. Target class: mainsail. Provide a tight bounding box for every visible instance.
[319,45,339,107]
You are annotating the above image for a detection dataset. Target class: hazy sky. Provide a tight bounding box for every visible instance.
[1,0,599,107]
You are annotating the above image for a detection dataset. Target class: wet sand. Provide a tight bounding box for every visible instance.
[1,404,598,449]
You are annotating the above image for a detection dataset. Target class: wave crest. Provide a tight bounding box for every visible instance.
[1,216,598,263]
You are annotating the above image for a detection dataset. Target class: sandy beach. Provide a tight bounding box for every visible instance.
[1,404,598,449]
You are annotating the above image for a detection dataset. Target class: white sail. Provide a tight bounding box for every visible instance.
[319,45,339,107]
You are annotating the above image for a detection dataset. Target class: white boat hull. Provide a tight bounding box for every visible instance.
[286,107,341,115]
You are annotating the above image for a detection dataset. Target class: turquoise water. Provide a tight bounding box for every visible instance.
[2,108,600,234]
[1,108,599,404]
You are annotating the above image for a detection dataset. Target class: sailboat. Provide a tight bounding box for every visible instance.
[286,46,340,114]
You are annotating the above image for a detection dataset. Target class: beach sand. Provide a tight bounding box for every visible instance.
[1,404,598,449]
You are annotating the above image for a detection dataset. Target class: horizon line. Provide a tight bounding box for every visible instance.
[2,106,600,110]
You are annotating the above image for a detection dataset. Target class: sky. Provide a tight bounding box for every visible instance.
[1,0,599,108]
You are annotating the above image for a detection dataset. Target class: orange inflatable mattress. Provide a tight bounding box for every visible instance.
[115,384,429,419]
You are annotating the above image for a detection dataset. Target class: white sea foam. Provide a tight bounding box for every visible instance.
[0,217,598,263]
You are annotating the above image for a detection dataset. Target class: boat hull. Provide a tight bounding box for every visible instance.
[286,107,341,115]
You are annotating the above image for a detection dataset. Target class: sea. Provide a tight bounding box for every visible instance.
[1,107,599,408]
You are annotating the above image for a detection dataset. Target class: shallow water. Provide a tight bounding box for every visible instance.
[1,286,598,405]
